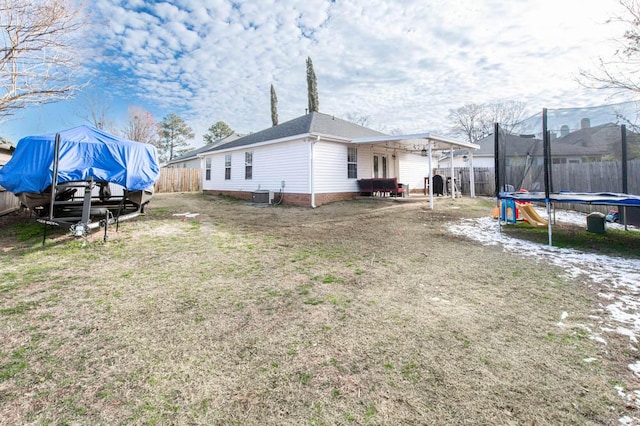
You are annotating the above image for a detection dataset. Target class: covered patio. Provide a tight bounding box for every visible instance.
[350,133,480,209]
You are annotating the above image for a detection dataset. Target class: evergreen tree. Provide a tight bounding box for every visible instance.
[158,114,195,162]
[306,57,319,113]
[203,121,234,144]
[270,84,278,126]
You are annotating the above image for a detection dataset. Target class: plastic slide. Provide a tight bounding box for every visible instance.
[517,204,548,228]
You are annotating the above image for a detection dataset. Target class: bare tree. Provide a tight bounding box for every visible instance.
[481,100,528,133]
[123,106,158,146]
[449,101,528,142]
[75,89,114,131]
[448,103,486,144]
[345,112,371,127]
[0,0,88,121]
[578,0,640,95]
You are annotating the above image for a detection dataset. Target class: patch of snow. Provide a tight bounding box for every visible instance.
[172,212,200,218]
[629,361,640,378]
[620,415,633,425]
[447,217,640,341]
[591,335,608,345]
[448,210,640,421]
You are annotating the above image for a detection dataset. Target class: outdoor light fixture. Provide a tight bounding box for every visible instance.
[421,148,427,157]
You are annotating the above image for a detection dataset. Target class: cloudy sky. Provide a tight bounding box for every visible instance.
[3,0,635,146]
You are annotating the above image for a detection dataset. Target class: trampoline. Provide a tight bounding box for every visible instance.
[495,103,640,245]
[500,191,640,206]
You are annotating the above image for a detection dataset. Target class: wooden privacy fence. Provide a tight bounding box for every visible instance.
[434,167,495,196]
[0,188,20,216]
[435,159,640,197]
[154,168,201,193]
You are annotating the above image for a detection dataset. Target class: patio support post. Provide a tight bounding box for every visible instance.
[622,125,629,230]
[428,141,434,210]
[469,153,475,198]
[542,108,552,246]
[450,147,455,199]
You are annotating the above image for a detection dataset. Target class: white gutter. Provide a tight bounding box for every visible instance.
[309,132,352,143]
[196,133,312,157]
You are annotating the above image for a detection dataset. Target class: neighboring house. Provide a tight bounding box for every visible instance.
[550,121,640,163]
[0,138,19,215]
[441,120,640,168]
[164,133,243,168]
[439,132,544,169]
[0,138,14,167]
[200,112,477,207]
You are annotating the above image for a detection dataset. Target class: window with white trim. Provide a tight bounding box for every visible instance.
[347,147,357,179]
[245,152,253,180]
[224,154,231,180]
[205,158,211,180]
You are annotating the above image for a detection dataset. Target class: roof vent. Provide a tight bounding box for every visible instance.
[580,118,591,129]
[560,125,570,137]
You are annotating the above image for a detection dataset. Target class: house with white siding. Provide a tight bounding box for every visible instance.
[200,112,479,207]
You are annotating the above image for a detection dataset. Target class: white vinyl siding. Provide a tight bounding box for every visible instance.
[201,139,309,193]
[397,151,430,192]
[313,142,363,193]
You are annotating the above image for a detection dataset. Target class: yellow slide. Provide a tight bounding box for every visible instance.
[517,204,548,228]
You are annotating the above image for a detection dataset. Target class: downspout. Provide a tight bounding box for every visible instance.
[449,147,455,199]
[469,152,476,198]
[310,135,319,208]
[428,141,434,210]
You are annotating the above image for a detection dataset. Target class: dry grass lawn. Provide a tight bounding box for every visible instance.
[0,193,637,425]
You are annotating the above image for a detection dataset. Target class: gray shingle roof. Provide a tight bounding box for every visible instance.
[165,133,243,164]
[445,133,542,159]
[207,112,386,153]
[552,123,640,156]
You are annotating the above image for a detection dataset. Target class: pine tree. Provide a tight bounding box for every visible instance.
[270,84,278,126]
[158,114,195,162]
[306,57,319,113]
[203,121,234,144]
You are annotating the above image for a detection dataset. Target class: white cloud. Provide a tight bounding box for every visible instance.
[6,0,630,146]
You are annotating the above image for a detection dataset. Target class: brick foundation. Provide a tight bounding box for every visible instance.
[314,192,359,206]
[202,190,359,207]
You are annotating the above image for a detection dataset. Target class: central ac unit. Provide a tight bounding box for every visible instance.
[251,190,274,204]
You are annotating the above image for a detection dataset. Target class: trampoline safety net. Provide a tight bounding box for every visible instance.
[496,101,640,198]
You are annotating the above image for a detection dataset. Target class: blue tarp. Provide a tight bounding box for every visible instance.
[0,125,159,193]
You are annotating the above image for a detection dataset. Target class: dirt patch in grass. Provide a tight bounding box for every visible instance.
[0,193,636,424]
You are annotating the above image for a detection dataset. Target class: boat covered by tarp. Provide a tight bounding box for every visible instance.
[0,125,159,195]
[0,125,160,240]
